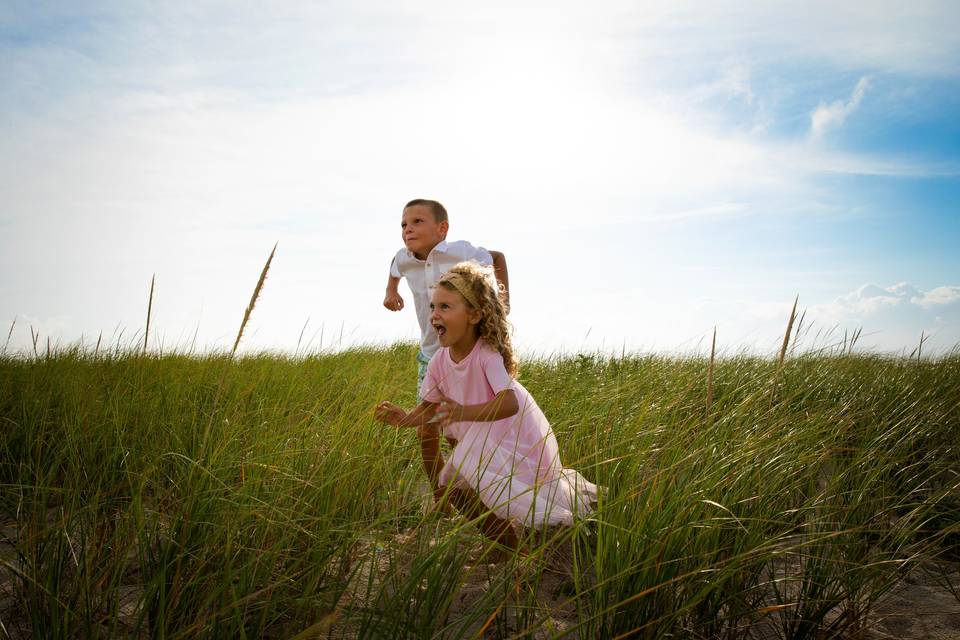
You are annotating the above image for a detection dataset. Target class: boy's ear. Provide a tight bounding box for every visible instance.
[439,220,449,237]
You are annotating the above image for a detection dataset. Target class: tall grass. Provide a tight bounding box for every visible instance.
[0,344,957,638]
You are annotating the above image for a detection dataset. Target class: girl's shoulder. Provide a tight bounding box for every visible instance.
[429,346,449,367]
[476,340,506,365]
[476,340,513,390]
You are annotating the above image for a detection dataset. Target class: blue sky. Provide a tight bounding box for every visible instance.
[1,1,958,356]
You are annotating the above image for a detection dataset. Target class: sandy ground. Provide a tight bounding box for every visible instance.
[1,512,958,638]
[333,524,960,639]
[861,562,960,640]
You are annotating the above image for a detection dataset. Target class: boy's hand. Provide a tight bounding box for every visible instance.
[375,401,407,427]
[383,291,404,311]
[436,394,464,428]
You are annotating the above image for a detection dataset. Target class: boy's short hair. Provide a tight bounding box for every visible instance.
[404,199,448,224]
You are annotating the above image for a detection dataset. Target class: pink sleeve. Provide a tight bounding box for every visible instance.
[419,353,444,403]
[481,347,512,394]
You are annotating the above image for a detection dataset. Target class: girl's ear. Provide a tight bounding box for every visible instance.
[468,308,482,326]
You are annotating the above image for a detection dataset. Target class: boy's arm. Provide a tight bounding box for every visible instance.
[384,274,404,311]
[490,251,510,313]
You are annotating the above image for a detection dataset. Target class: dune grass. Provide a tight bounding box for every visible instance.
[0,342,957,638]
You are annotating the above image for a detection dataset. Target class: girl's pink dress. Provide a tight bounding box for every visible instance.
[421,340,599,528]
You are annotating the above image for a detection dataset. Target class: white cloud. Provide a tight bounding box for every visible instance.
[810,76,871,139]
[914,285,960,308]
[804,282,960,353]
[827,282,958,315]
[837,283,903,314]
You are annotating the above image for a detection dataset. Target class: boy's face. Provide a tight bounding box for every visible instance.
[401,205,448,259]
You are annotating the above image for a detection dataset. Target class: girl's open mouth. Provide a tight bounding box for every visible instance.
[433,323,446,337]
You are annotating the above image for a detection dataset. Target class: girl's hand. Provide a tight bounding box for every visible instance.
[436,394,464,428]
[375,401,407,427]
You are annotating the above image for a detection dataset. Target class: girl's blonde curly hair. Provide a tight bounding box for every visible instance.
[437,261,516,377]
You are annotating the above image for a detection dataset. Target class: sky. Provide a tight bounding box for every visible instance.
[2,1,959,358]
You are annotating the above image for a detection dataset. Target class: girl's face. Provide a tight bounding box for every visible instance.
[429,286,480,352]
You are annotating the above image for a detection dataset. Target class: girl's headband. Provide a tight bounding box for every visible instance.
[438,273,480,309]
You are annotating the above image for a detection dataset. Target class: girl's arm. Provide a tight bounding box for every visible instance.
[436,389,518,427]
[375,399,438,428]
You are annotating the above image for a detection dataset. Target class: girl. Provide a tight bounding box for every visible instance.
[375,262,598,549]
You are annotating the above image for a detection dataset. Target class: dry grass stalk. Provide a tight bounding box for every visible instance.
[202,243,279,447]
[3,316,15,355]
[115,327,125,358]
[771,296,799,407]
[189,318,201,355]
[144,274,155,356]
[296,317,310,356]
[848,327,862,355]
[30,325,39,359]
[706,326,716,413]
[778,295,799,369]
[791,308,806,352]
[232,242,278,357]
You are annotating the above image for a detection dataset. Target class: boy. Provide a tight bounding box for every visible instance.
[384,199,509,392]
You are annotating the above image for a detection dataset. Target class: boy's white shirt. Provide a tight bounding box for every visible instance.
[390,239,493,358]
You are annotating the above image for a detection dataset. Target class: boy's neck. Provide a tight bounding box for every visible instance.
[413,239,444,261]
